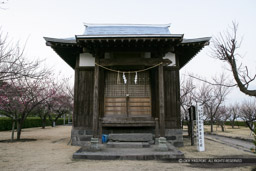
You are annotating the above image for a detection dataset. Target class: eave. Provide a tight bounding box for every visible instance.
[44,37,80,69]
[44,36,210,70]
[176,37,211,68]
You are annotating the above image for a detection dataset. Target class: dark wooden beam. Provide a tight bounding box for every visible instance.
[99,58,171,66]
[73,55,80,127]
[158,64,165,137]
[92,56,100,138]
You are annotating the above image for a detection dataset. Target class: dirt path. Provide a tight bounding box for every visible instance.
[0,126,255,171]
[206,134,254,153]
[204,125,254,141]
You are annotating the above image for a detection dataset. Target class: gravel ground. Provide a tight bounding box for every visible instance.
[0,125,256,171]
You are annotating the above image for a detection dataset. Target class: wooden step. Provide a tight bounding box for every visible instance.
[107,142,150,148]
[108,133,153,142]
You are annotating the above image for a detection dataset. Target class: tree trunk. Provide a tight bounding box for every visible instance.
[48,115,54,127]
[68,114,70,124]
[210,116,213,133]
[221,122,225,132]
[53,113,63,127]
[11,119,15,141]
[16,120,23,140]
[63,114,65,125]
[246,121,254,132]
[42,119,46,129]
[41,115,47,129]
[231,119,235,129]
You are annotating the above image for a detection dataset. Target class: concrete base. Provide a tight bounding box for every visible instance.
[73,144,184,160]
[71,128,184,147]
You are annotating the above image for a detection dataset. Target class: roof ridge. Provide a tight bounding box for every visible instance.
[83,23,171,27]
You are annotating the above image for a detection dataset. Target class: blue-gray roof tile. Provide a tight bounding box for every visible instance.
[83,25,171,35]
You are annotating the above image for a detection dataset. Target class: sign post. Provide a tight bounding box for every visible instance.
[196,104,205,152]
[188,106,196,146]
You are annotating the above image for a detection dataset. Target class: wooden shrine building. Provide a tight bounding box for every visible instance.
[44,24,210,147]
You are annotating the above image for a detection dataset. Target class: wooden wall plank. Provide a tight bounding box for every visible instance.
[73,68,94,129]
[164,67,181,129]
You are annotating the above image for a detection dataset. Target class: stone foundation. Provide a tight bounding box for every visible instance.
[71,128,93,146]
[71,127,183,147]
[165,129,184,147]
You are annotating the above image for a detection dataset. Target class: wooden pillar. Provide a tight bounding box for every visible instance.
[155,118,160,138]
[93,57,100,138]
[99,118,102,143]
[73,54,80,127]
[158,64,165,137]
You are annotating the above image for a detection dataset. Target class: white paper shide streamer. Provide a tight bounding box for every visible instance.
[122,72,127,84]
[134,72,138,84]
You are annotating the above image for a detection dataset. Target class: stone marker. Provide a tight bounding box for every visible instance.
[156,137,168,151]
[90,138,100,151]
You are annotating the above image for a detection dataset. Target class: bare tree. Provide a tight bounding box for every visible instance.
[65,82,74,101]
[211,21,256,97]
[0,30,48,81]
[194,75,230,133]
[229,103,240,128]
[215,106,230,132]
[240,99,256,132]
[180,77,195,120]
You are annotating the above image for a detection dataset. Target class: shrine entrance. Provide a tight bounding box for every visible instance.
[104,70,151,117]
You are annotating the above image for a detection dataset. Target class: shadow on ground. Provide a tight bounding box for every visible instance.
[0,139,37,143]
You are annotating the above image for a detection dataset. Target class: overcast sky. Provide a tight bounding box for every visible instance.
[0,0,256,104]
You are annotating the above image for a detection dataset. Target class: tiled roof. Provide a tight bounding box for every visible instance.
[83,24,171,35]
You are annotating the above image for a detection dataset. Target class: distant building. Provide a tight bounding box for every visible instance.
[44,23,210,146]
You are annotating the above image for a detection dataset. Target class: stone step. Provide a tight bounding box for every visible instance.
[107,142,150,148]
[108,133,153,142]
[73,145,185,160]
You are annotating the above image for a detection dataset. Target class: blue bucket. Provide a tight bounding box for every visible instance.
[102,134,108,143]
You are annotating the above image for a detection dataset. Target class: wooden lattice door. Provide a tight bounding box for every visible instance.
[104,71,151,117]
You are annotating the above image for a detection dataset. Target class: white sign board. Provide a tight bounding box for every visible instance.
[196,104,205,152]
[79,53,95,66]
[163,52,176,66]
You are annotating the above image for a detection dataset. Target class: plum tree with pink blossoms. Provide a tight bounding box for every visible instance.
[48,82,73,127]
[0,29,51,140]
[35,78,73,128]
[0,78,56,140]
